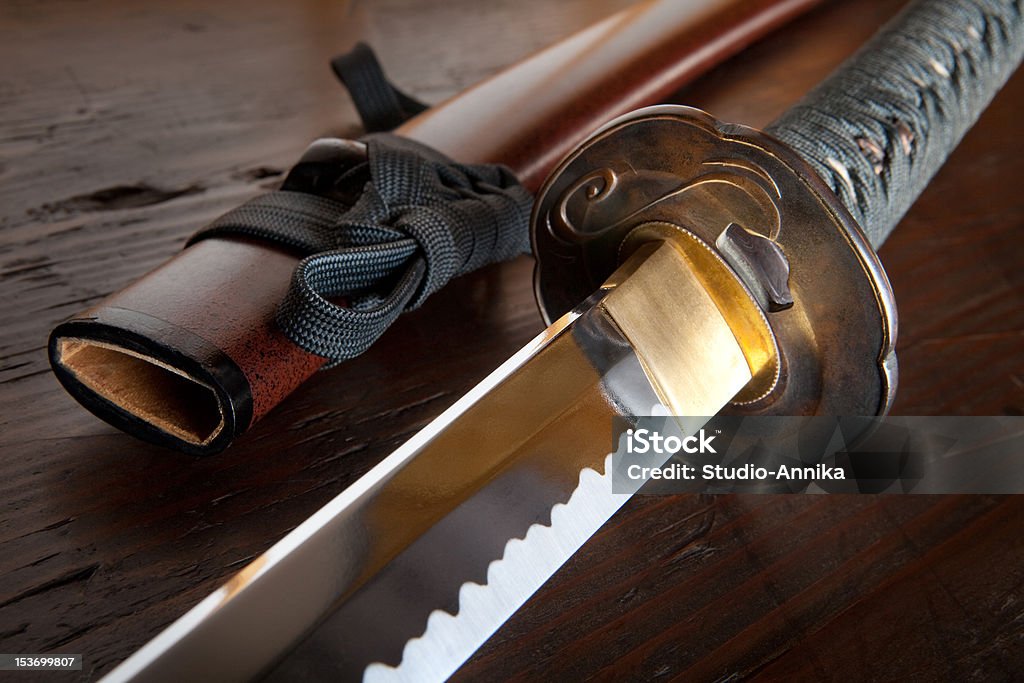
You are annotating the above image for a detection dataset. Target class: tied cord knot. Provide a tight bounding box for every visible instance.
[191,134,532,363]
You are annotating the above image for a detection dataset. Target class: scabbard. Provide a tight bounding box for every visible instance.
[49,0,819,454]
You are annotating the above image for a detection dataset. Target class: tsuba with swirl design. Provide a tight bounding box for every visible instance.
[531,106,897,416]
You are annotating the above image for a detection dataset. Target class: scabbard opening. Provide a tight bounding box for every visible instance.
[55,338,225,447]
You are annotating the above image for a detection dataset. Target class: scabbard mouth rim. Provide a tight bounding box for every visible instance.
[48,318,249,456]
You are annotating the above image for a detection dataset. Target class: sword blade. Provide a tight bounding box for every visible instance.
[102,239,757,682]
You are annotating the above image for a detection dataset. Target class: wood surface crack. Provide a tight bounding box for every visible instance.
[40,183,205,215]
[662,503,718,567]
[5,516,75,543]
[42,623,95,651]
[0,563,99,610]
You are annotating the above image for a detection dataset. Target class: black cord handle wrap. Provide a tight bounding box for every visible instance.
[767,0,1024,249]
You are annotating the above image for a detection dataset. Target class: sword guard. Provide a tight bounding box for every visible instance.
[531,105,897,416]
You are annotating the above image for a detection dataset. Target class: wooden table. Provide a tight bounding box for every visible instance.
[2,0,1022,679]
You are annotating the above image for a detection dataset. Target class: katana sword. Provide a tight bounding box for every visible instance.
[103,0,1023,680]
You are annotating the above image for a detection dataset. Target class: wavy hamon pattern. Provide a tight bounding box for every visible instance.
[363,451,624,683]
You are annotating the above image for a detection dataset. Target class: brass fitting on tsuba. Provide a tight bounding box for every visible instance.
[531,105,897,417]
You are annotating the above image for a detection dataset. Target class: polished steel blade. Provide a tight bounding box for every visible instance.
[102,240,755,682]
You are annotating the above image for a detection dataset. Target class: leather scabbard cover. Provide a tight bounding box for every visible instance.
[49,238,325,455]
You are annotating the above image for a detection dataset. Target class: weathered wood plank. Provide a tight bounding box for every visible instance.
[0,0,1021,680]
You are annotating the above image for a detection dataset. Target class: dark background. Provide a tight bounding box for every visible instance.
[1,0,1022,680]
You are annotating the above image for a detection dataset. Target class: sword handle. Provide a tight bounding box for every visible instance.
[766,0,1024,249]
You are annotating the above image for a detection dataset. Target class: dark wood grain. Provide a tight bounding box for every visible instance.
[1,0,1021,681]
